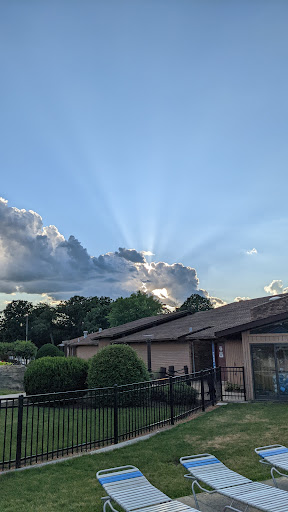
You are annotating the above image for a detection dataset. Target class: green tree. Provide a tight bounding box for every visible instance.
[178,293,213,313]
[13,340,37,362]
[83,297,112,332]
[0,300,33,342]
[55,295,113,339]
[108,291,163,327]
[29,303,57,347]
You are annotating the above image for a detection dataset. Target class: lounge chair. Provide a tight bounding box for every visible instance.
[255,444,288,487]
[180,453,288,511]
[97,464,199,512]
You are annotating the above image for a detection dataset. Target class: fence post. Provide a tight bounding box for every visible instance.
[169,376,174,425]
[200,371,205,412]
[113,384,118,444]
[16,395,24,468]
[242,366,247,401]
[219,366,223,401]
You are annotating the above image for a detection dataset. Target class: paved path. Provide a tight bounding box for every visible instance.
[179,476,288,511]
[0,392,25,400]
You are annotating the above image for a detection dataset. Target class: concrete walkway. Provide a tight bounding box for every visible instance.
[179,476,288,511]
[0,392,25,400]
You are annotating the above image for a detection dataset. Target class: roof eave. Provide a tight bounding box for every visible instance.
[215,311,288,337]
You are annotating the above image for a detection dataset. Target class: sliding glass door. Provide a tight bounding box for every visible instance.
[251,344,288,400]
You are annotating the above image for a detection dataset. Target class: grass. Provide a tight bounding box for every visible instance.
[1,402,288,511]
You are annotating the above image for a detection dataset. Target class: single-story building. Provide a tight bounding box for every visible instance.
[62,293,288,400]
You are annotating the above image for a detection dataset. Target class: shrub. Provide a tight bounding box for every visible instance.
[0,342,14,361]
[24,357,88,395]
[13,340,37,361]
[151,382,198,405]
[0,340,37,363]
[87,344,150,389]
[36,344,64,359]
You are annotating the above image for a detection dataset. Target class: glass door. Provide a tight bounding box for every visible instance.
[251,344,277,399]
[251,344,288,400]
[275,346,288,397]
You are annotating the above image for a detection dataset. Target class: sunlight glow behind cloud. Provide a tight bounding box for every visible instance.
[0,198,217,308]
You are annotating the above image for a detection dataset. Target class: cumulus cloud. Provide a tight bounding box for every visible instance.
[264,280,288,296]
[210,297,227,308]
[246,248,258,255]
[0,198,219,307]
[234,296,251,302]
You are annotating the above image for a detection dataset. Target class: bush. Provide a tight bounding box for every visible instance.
[151,382,198,405]
[0,340,37,363]
[0,342,14,361]
[87,344,150,389]
[24,357,88,395]
[36,344,64,359]
[13,340,37,361]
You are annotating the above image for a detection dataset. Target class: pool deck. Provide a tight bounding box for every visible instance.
[179,476,288,511]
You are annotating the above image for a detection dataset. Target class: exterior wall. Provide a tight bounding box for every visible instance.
[242,332,288,400]
[126,341,191,374]
[224,339,243,368]
[76,345,99,360]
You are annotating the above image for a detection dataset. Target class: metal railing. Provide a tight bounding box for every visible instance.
[219,366,246,401]
[0,367,223,471]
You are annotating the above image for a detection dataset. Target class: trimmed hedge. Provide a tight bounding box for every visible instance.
[24,357,88,395]
[87,344,150,388]
[35,344,64,359]
[151,382,198,405]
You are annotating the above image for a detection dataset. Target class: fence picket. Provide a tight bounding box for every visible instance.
[0,366,245,471]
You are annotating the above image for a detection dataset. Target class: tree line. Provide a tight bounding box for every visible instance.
[0,292,213,348]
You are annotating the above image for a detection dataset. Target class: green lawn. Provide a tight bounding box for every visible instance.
[1,402,288,511]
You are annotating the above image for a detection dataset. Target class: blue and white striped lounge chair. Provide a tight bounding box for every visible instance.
[180,453,288,512]
[97,465,199,512]
[255,444,288,487]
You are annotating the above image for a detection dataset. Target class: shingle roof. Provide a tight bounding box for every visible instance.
[63,310,190,346]
[112,294,288,342]
[63,294,288,346]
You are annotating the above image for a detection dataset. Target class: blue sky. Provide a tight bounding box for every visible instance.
[1,0,288,309]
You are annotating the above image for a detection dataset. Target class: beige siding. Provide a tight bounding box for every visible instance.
[76,345,99,360]
[242,332,288,400]
[126,341,191,373]
[225,340,243,368]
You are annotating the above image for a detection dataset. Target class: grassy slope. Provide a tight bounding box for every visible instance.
[1,402,288,511]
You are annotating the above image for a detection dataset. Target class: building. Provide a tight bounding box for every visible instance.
[62,294,288,400]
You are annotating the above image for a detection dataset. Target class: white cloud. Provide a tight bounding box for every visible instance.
[0,198,223,307]
[246,248,258,255]
[234,296,251,302]
[264,280,288,296]
[210,297,227,308]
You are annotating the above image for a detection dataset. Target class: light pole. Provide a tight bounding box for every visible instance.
[25,314,29,342]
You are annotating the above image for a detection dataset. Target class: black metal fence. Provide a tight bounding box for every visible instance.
[0,367,224,471]
[220,366,246,401]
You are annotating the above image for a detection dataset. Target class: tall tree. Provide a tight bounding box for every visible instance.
[29,303,57,347]
[0,300,33,342]
[178,293,213,313]
[108,291,163,327]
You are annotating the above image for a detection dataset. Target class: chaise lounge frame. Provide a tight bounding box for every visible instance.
[180,453,288,512]
[255,444,288,487]
[97,464,199,512]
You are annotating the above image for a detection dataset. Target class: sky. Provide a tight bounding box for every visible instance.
[1,0,288,311]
